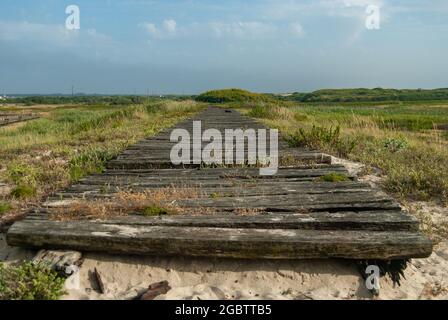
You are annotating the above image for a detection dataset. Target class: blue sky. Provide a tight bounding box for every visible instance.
[0,0,447,94]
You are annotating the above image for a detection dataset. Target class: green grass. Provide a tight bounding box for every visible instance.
[0,262,65,300]
[289,103,448,131]
[282,88,448,103]
[140,205,170,216]
[285,125,357,157]
[240,101,448,205]
[0,202,12,216]
[10,185,36,199]
[0,101,204,207]
[319,173,352,182]
[4,95,151,106]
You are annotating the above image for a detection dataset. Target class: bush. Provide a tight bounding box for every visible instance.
[285,88,448,103]
[7,163,38,187]
[10,185,36,199]
[196,89,276,104]
[0,262,65,300]
[383,138,408,153]
[69,147,117,181]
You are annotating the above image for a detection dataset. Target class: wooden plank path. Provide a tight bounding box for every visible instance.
[7,107,432,259]
[0,113,39,127]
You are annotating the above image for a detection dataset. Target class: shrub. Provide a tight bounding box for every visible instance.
[286,125,357,157]
[7,163,38,187]
[69,148,117,181]
[383,138,408,153]
[196,89,276,104]
[10,185,36,199]
[0,262,65,300]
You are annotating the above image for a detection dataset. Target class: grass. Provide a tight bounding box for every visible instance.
[0,202,12,216]
[285,125,357,157]
[239,101,448,205]
[0,262,65,300]
[281,88,448,103]
[319,173,351,182]
[140,206,170,216]
[0,100,204,215]
[49,188,201,220]
[10,185,36,199]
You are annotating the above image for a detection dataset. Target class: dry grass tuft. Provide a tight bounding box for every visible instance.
[49,187,202,221]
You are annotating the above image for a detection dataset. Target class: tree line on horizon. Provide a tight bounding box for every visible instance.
[4,88,448,105]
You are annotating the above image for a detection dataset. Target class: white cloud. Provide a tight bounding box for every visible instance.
[140,22,158,36]
[210,21,278,39]
[163,19,177,33]
[140,19,177,38]
[290,22,305,37]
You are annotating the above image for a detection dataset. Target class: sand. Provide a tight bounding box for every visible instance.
[1,232,447,300]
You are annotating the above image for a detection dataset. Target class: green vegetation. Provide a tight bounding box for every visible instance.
[0,202,12,215]
[0,262,65,300]
[383,138,408,153]
[4,95,149,106]
[140,205,170,216]
[69,147,117,182]
[281,88,448,103]
[319,173,351,182]
[285,125,357,157]
[0,100,204,214]
[238,100,448,205]
[196,89,277,104]
[10,185,36,199]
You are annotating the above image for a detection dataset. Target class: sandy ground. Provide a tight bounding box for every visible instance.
[1,157,448,300]
[1,233,447,300]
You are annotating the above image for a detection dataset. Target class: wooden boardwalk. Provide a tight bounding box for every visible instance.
[0,113,39,127]
[7,107,432,259]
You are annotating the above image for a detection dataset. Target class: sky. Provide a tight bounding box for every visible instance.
[0,0,447,94]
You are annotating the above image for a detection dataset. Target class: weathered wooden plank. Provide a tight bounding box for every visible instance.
[6,219,432,259]
[59,183,372,197]
[98,165,349,177]
[24,211,421,231]
[0,114,39,126]
[48,190,392,205]
[106,157,332,169]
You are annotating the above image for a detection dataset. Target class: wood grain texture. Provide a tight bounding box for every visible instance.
[7,219,432,259]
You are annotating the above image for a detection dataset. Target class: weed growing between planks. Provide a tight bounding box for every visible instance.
[48,188,202,220]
